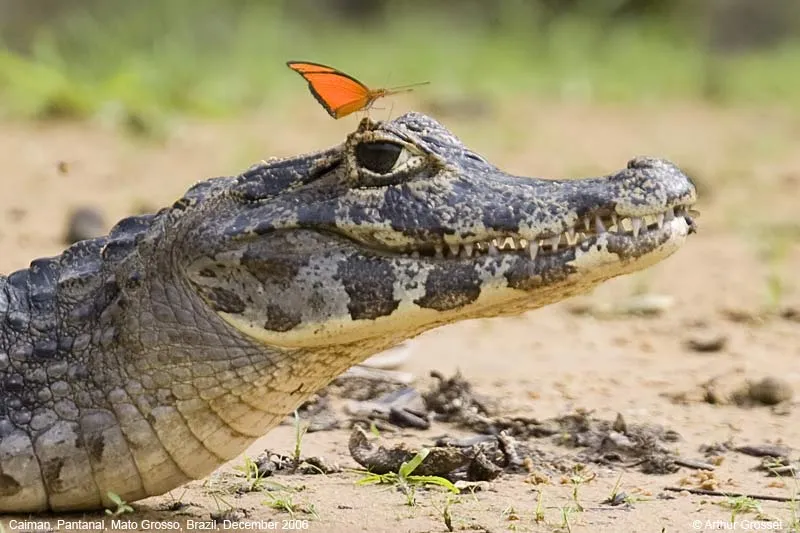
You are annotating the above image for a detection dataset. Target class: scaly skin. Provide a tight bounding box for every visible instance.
[0,112,697,512]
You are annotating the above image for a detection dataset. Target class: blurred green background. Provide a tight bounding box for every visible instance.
[0,0,799,129]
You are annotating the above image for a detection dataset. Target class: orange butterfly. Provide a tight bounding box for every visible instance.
[286,61,429,119]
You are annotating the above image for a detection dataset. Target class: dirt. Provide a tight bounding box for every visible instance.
[1,100,799,532]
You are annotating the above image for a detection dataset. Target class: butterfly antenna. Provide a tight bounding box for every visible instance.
[387,81,431,93]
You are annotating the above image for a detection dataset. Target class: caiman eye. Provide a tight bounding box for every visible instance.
[355,141,409,175]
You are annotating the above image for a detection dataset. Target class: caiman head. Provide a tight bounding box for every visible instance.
[170,112,696,360]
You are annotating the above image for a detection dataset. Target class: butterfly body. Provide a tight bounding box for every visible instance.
[287,61,428,119]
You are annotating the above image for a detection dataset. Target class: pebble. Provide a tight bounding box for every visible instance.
[780,306,800,322]
[748,377,793,406]
[685,330,727,353]
[618,294,674,316]
[719,306,765,325]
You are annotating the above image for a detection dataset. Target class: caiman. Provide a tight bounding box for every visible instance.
[0,112,697,512]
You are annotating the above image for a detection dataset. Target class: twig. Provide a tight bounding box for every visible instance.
[663,486,794,503]
[674,458,716,471]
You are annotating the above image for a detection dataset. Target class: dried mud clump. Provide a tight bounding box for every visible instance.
[254,450,342,477]
[423,373,683,475]
[423,370,494,421]
[345,371,684,480]
[550,411,682,474]
[347,426,568,482]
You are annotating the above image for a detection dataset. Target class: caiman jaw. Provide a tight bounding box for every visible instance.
[396,205,697,260]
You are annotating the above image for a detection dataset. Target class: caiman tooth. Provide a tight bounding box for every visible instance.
[434,244,444,258]
[655,212,665,228]
[583,217,591,232]
[448,243,459,257]
[487,242,499,256]
[594,215,606,234]
[501,236,515,250]
[518,238,528,249]
[565,228,578,245]
[631,217,642,237]
[461,243,473,258]
[528,241,539,260]
[548,234,560,251]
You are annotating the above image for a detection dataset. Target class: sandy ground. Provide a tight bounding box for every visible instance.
[1,100,799,532]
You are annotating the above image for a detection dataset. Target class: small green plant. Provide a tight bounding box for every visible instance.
[765,273,786,312]
[433,495,456,532]
[570,482,583,512]
[292,410,309,470]
[263,492,318,519]
[209,491,236,512]
[443,497,454,531]
[501,505,521,522]
[788,488,799,532]
[720,495,763,523]
[559,505,576,532]
[601,472,629,506]
[163,488,189,511]
[609,472,623,501]
[265,492,298,518]
[772,468,799,530]
[307,503,319,519]
[356,448,460,506]
[566,471,595,512]
[369,421,381,437]
[404,484,418,506]
[104,491,134,516]
[534,490,545,522]
[234,455,270,492]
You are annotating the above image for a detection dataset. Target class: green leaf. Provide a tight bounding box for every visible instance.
[399,448,429,479]
[408,475,460,494]
[356,472,392,486]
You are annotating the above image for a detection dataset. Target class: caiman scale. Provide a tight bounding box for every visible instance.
[0,112,697,512]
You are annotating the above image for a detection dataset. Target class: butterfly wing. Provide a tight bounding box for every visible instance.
[302,71,372,118]
[286,61,372,119]
[286,61,339,74]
